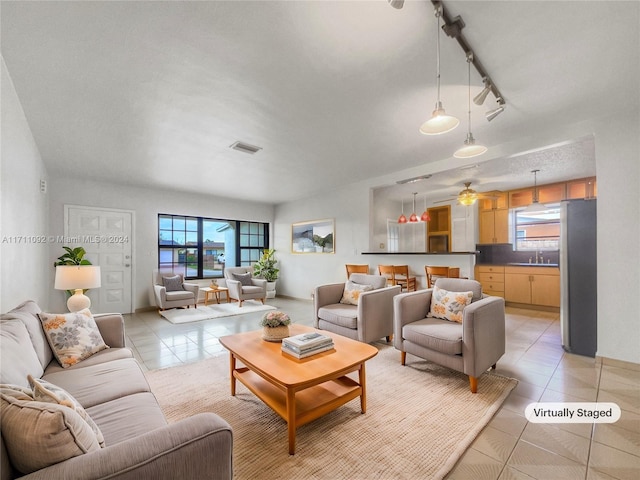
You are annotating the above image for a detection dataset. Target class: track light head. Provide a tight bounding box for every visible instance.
[473,80,491,106]
[485,104,505,122]
[387,0,404,9]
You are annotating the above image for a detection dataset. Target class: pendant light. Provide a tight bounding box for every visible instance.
[522,169,547,213]
[454,53,487,158]
[397,198,408,224]
[420,195,431,222]
[419,5,459,135]
[409,193,419,223]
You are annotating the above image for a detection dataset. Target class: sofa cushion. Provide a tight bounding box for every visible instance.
[402,317,463,355]
[0,319,43,387]
[2,300,52,369]
[38,309,109,368]
[28,375,105,447]
[232,272,253,286]
[42,358,151,409]
[429,286,473,323]
[317,304,358,329]
[162,275,184,292]
[0,387,101,475]
[340,280,374,306]
[43,347,133,375]
[86,392,167,445]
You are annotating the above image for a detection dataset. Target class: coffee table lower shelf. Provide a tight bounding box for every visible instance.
[234,367,363,451]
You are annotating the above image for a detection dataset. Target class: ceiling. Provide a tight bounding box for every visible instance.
[1,1,638,205]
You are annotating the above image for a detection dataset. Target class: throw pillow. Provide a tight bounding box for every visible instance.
[162,275,184,292]
[232,272,253,286]
[340,281,374,306]
[429,285,473,323]
[28,375,105,447]
[0,389,101,474]
[38,309,109,368]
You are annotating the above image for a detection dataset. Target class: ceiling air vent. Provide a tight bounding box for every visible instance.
[229,141,262,155]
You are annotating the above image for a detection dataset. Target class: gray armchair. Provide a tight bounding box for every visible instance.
[393,278,505,393]
[223,266,267,307]
[152,270,199,311]
[314,273,401,344]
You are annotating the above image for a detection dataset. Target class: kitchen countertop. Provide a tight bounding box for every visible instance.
[479,262,559,267]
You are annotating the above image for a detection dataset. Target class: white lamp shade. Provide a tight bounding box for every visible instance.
[454,143,488,158]
[55,265,101,290]
[419,108,460,135]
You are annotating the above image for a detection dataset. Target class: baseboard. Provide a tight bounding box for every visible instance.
[505,302,560,313]
[135,306,157,313]
[596,355,640,372]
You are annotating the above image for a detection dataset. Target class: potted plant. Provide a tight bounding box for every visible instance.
[259,311,291,342]
[253,248,279,298]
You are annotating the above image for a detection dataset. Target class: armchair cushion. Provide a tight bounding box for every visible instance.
[340,280,374,305]
[402,318,462,355]
[317,304,358,329]
[429,286,473,323]
[162,275,184,292]
[231,272,253,286]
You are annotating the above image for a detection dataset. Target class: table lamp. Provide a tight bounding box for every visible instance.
[54,265,102,312]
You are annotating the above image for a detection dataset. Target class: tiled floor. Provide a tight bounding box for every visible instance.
[123,299,640,480]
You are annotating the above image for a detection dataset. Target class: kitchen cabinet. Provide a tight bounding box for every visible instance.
[478,208,509,244]
[475,265,505,298]
[566,177,597,200]
[427,205,451,252]
[504,266,560,307]
[509,183,565,207]
[478,192,508,244]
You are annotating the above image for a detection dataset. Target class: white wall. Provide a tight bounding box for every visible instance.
[274,112,640,365]
[0,58,50,312]
[47,177,275,312]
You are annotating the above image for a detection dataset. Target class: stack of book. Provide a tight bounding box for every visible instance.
[281,332,334,359]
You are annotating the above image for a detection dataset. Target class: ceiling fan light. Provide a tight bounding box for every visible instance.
[420,104,460,135]
[458,194,478,206]
[454,133,488,158]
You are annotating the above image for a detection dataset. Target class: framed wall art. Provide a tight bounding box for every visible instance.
[291,219,334,254]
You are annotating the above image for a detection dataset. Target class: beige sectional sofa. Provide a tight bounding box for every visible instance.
[0,300,233,480]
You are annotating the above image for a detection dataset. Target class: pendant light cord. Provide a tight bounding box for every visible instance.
[466,53,472,135]
[435,7,441,105]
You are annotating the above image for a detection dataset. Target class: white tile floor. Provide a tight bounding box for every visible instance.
[123,299,640,480]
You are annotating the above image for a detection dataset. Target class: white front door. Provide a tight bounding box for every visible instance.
[65,205,134,314]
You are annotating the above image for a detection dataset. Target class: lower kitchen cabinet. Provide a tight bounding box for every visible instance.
[504,266,560,308]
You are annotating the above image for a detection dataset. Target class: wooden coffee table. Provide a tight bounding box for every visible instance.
[219,324,378,454]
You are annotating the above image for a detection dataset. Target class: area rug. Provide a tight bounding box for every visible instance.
[146,344,517,479]
[159,301,276,324]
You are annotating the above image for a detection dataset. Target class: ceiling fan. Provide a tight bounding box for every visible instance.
[434,182,500,206]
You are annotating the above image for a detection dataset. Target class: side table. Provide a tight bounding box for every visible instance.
[202,286,229,305]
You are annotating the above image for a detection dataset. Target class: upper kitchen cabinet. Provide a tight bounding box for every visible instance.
[509,183,565,208]
[566,177,597,200]
[478,192,509,244]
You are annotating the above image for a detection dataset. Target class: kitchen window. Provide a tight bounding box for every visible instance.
[158,214,269,279]
[513,205,560,251]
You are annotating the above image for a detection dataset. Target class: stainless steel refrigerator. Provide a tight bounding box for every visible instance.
[560,199,597,357]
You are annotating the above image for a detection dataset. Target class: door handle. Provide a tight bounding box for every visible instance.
[125,264,131,267]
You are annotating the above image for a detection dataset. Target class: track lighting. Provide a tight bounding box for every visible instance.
[485,100,505,122]
[473,79,491,106]
[387,0,404,9]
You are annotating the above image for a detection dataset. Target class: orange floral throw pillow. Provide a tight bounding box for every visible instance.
[340,281,374,306]
[429,286,473,323]
[38,309,108,368]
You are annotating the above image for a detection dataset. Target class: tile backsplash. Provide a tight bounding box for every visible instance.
[475,243,559,265]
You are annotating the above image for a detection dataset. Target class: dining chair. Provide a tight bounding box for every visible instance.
[345,264,369,278]
[393,265,417,292]
[377,265,396,287]
[425,266,451,288]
